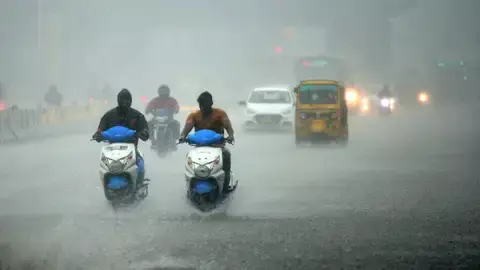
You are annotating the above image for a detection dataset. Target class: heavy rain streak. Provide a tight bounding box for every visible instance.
[0,0,479,269]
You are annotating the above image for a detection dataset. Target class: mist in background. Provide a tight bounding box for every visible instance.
[0,0,478,105]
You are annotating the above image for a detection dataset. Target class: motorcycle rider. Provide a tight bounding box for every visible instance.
[377,84,393,99]
[145,84,180,147]
[178,91,235,194]
[92,88,150,185]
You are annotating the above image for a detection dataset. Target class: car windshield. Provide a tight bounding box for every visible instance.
[248,90,291,104]
[298,84,338,104]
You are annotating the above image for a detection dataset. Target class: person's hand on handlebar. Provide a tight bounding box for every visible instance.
[92,132,103,142]
[177,136,187,144]
[226,136,235,144]
[137,129,149,141]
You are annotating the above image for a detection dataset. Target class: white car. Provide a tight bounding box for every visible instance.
[239,86,295,131]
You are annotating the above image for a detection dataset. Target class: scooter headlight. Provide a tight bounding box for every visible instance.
[194,165,211,178]
[120,151,134,168]
[187,156,220,177]
[380,99,390,107]
[108,160,125,174]
[102,151,134,173]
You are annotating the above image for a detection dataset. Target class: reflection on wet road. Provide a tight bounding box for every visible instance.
[0,106,479,269]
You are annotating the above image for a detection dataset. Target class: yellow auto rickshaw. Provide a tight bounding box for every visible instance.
[293,80,349,146]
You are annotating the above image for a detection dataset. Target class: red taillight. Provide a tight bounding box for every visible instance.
[104,100,108,105]
[0,102,5,111]
[89,98,94,103]
[141,96,147,102]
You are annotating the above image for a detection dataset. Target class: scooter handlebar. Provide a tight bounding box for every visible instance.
[177,137,234,145]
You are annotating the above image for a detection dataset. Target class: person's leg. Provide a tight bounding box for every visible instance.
[221,147,232,193]
[148,120,156,146]
[136,149,147,187]
[169,119,181,148]
[172,119,180,138]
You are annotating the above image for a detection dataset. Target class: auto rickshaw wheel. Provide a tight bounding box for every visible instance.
[336,136,349,147]
[295,135,303,147]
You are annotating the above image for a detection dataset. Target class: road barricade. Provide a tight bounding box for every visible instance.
[0,102,107,145]
[0,107,41,143]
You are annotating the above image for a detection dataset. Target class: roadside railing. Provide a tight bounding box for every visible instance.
[0,101,107,144]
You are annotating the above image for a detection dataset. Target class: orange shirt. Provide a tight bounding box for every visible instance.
[186,108,228,135]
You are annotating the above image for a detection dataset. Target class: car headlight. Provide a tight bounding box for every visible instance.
[281,108,293,115]
[245,108,256,115]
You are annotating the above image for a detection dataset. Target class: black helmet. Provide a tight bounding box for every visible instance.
[49,85,58,92]
[117,88,132,111]
[158,84,170,97]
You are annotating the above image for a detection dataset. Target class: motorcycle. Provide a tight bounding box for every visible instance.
[377,97,396,116]
[179,129,238,212]
[93,126,149,202]
[150,109,176,155]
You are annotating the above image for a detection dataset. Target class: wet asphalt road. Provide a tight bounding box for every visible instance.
[0,106,479,269]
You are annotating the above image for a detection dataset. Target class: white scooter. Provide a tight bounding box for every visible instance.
[93,126,149,202]
[179,129,237,212]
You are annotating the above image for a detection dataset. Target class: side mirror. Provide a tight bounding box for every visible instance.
[238,101,246,106]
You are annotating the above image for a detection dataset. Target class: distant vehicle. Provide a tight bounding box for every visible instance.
[293,80,349,146]
[238,85,295,131]
[148,108,177,156]
[294,56,354,85]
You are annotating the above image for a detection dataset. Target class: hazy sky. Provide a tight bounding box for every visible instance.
[0,0,478,103]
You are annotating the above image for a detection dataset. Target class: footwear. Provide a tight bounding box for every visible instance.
[137,171,146,186]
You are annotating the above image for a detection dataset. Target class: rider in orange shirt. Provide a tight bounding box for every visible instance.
[179,91,235,194]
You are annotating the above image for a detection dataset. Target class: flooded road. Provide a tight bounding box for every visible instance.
[0,106,478,269]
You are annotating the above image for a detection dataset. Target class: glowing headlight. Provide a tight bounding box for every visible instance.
[380,99,390,107]
[418,92,429,103]
[346,90,358,101]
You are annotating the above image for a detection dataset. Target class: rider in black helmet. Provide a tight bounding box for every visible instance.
[92,88,150,185]
[377,84,393,99]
